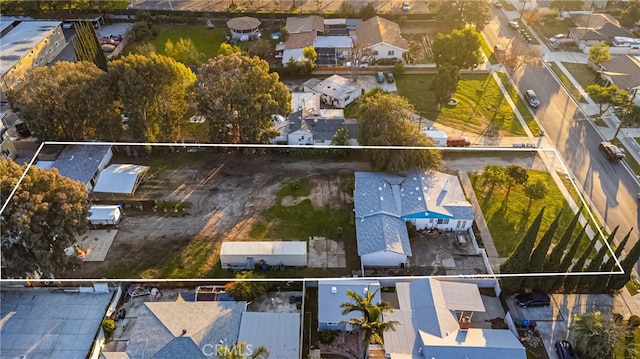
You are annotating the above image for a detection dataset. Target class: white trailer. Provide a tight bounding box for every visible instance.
[220,241,307,268]
[88,205,122,226]
[421,129,448,147]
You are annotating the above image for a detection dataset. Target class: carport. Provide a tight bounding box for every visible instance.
[92,164,149,196]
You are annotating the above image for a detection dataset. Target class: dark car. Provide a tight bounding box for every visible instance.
[384,72,395,83]
[515,292,550,307]
[599,141,626,161]
[554,340,576,359]
[375,72,385,83]
[525,89,540,108]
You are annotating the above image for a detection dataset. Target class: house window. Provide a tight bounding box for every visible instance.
[345,95,350,101]
[372,50,379,56]
[327,322,338,326]
[388,50,395,56]
[457,220,467,229]
[300,136,304,140]
[437,219,450,225]
[429,219,434,223]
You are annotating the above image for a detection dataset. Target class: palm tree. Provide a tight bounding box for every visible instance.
[572,311,628,359]
[340,286,399,358]
[215,341,269,359]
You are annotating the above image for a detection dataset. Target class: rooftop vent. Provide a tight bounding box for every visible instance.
[331,286,337,293]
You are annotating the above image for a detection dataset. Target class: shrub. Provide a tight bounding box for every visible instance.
[342,175,355,193]
[628,315,640,331]
[102,318,116,339]
[320,330,334,344]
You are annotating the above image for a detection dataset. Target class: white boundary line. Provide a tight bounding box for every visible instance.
[0,141,624,281]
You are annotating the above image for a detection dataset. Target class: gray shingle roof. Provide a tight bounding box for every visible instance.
[318,280,381,325]
[51,145,111,185]
[126,301,246,359]
[355,213,411,256]
[354,172,405,218]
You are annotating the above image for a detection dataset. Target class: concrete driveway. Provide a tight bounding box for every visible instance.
[507,293,616,358]
[358,75,398,93]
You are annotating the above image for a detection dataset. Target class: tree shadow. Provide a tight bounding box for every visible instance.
[516,207,532,234]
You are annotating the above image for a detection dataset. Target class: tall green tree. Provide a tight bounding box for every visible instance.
[224,271,269,301]
[481,164,508,192]
[7,61,120,141]
[74,21,108,71]
[356,91,442,172]
[1,160,90,278]
[108,53,196,142]
[500,207,545,292]
[524,179,547,209]
[436,0,491,31]
[585,84,629,116]
[196,54,290,144]
[577,227,618,292]
[165,38,205,66]
[340,286,398,357]
[620,0,640,28]
[564,234,599,292]
[549,0,584,14]
[359,2,377,20]
[432,28,483,70]
[573,312,629,359]
[607,239,640,291]
[331,127,350,146]
[505,164,529,198]
[537,208,583,292]
[551,225,588,290]
[432,64,460,107]
[588,41,611,65]
[524,210,563,290]
[592,228,633,293]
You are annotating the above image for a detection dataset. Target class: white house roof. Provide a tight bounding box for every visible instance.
[312,74,362,101]
[0,21,62,77]
[318,280,381,325]
[88,205,121,222]
[313,36,353,48]
[421,130,447,139]
[282,48,305,64]
[92,164,149,195]
[238,312,300,359]
[220,241,307,256]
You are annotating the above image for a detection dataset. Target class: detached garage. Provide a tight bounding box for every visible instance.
[220,241,307,267]
[88,205,122,226]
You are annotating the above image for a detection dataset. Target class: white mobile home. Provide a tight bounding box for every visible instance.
[88,205,122,226]
[220,241,307,267]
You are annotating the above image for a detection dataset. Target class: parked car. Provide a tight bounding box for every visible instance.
[515,292,550,307]
[384,72,395,83]
[554,340,577,359]
[375,72,385,83]
[446,136,471,147]
[524,89,540,108]
[402,2,410,11]
[549,34,566,43]
[493,0,503,8]
[599,141,626,161]
[509,21,520,29]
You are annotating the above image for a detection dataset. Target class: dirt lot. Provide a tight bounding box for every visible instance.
[72,151,368,279]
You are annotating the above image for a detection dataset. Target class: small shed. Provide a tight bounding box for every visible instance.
[220,241,307,267]
[92,164,149,196]
[88,205,122,226]
[226,16,261,41]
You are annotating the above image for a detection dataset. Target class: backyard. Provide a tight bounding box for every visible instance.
[470,169,591,257]
[151,24,227,60]
[396,73,530,136]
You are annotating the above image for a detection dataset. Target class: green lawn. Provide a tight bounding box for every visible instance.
[396,73,528,136]
[562,62,597,90]
[496,72,541,135]
[152,25,227,61]
[532,15,574,41]
[470,169,590,257]
[547,63,588,103]
[479,35,498,65]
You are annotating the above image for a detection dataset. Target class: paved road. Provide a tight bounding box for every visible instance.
[484,10,640,253]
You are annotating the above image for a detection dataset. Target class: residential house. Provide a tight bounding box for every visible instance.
[271,109,358,146]
[598,55,640,105]
[354,169,473,267]
[314,36,353,66]
[281,32,317,65]
[226,16,261,41]
[313,74,363,108]
[36,144,113,192]
[0,124,16,160]
[569,13,635,50]
[383,278,526,359]
[0,21,66,101]
[317,280,381,331]
[355,16,408,62]
[286,16,324,34]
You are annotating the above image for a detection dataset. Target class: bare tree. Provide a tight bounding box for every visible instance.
[502,40,543,74]
[348,41,371,83]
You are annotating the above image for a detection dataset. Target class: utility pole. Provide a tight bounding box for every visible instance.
[519,0,528,21]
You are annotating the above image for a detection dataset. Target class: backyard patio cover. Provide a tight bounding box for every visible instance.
[92,164,149,195]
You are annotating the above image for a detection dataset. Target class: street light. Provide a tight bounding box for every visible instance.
[519,0,529,21]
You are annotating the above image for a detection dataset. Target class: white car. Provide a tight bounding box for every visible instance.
[549,34,566,43]
[509,21,519,29]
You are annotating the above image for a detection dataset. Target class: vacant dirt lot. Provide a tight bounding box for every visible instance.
[73,151,368,279]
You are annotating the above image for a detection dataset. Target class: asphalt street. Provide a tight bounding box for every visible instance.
[484,9,640,257]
